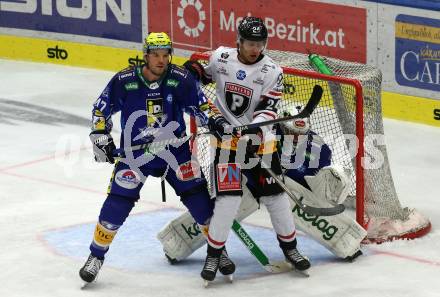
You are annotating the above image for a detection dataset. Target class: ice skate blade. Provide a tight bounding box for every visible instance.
[225,274,233,283]
[203,280,210,288]
[293,268,310,278]
[80,281,94,290]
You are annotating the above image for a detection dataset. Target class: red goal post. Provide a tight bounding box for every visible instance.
[189,50,431,243]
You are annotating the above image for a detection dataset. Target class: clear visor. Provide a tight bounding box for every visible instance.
[240,39,267,51]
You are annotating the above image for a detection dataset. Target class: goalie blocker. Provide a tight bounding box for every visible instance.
[158,112,366,262]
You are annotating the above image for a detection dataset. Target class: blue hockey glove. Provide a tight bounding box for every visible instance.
[89,130,116,163]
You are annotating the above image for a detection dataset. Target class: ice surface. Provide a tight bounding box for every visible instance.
[0,59,439,297]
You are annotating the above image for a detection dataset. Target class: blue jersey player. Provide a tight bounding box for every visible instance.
[79,32,234,283]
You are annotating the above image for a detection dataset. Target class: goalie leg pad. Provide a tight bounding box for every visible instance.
[157,211,207,261]
[284,175,367,259]
[157,186,259,261]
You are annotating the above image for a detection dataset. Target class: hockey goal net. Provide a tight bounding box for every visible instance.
[189,50,431,243]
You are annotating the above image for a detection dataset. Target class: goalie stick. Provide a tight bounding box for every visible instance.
[256,153,345,216]
[112,84,324,157]
[231,220,292,273]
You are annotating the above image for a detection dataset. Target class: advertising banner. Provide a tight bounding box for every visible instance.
[395,14,440,92]
[0,0,143,42]
[148,0,366,63]
[363,0,440,11]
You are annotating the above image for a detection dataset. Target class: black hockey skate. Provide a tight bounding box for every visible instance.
[201,254,220,286]
[201,245,223,287]
[283,248,311,272]
[218,248,235,282]
[79,254,104,283]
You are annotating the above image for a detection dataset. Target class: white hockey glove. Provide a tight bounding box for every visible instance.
[305,164,350,205]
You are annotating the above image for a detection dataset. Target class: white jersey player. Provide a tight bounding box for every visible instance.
[184,16,310,283]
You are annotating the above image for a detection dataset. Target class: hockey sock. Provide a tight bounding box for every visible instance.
[180,186,214,225]
[90,194,136,258]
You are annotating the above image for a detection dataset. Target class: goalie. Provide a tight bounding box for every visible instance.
[158,110,366,271]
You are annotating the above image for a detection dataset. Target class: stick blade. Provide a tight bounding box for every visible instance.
[264,261,293,273]
[299,84,323,117]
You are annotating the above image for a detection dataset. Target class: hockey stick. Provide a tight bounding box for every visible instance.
[256,153,345,216]
[112,85,323,157]
[232,84,323,133]
[231,220,292,273]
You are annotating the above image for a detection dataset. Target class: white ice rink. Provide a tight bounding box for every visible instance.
[0,59,439,297]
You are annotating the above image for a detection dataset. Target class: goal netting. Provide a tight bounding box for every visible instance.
[189,50,431,243]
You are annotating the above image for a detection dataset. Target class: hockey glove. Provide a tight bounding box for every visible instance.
[208,114,233,140]
[240,127,263,155]
[183,60,212,85]
[89,130,116,163]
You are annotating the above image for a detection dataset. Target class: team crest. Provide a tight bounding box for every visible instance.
[224,82,252,117]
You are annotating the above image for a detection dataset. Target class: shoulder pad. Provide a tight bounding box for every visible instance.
[169,64,189,79]
[117,66,136,81]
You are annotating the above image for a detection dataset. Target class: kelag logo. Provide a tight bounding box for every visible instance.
[395,14,440,92]
[0,0,142,43]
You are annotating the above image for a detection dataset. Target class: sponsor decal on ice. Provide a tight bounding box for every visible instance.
[395,14,440,92]
[115,169,141,189]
